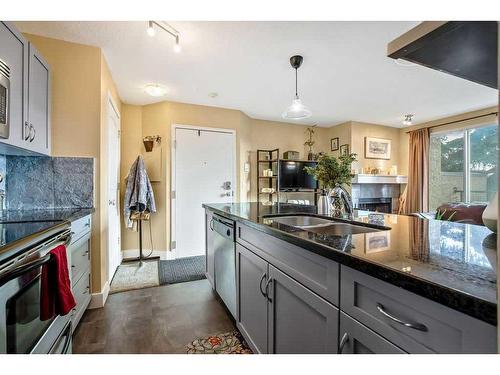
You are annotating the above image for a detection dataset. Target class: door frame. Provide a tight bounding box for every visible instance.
[106,92,121,282]
[170,123,237,259]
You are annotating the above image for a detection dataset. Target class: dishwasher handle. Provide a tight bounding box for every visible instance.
[212,215,235,240]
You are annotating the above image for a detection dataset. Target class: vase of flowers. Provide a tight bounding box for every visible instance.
[304,152,357,215]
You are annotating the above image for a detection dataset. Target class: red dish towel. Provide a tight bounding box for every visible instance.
[40,245,76,321]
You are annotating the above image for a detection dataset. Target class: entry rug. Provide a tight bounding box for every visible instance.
[110,260,159,294]
[186,331,253,354]
[158,256,206,285]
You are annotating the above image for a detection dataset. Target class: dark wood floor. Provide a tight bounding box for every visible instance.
[72,279,235,354]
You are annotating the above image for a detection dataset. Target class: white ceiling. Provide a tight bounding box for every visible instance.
[15,21,498,127]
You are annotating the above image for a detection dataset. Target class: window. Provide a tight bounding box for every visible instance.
[429,123,498,211]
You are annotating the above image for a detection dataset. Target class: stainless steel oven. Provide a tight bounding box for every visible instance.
[0,58,9,139]
[0,227,72,354]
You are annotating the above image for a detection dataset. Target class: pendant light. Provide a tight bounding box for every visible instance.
[282,55,312,120]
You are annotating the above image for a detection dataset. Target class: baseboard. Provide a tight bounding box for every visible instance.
[122,249,168,260]
[88,280,110,309]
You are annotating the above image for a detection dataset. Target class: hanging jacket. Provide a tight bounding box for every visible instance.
[123,155,156,228]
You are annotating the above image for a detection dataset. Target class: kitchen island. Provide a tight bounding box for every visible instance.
[203,202,497,354]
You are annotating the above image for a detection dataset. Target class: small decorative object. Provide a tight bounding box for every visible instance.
[143,135,162,152]
[365,231,391,253]
[283,150,300,160]
[304,126,316,161]
[330,137,339,151]
[261,187,275,193]
[340,144,349,156]
[482,192,497,232]
[365,137,391,160]
[304,153,357,215]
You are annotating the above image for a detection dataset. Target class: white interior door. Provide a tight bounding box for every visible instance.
[173,127,235,258]
[107,98,121,280]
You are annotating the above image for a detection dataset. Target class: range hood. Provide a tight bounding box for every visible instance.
[388,21,498,89]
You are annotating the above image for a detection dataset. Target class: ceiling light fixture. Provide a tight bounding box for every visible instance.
[402,114,414,126]
[282,55,312,120]
[144,84,167,97]
[147,21,181,53]
[147,21,155,37]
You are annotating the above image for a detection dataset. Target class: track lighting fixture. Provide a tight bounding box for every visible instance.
[146,21,181,53]
[402,114,414,126]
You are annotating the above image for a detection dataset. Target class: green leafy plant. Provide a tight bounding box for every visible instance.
[304,153,357,189]
[435,209,456,221]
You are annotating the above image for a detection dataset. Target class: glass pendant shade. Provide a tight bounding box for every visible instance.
[282,96,312,120]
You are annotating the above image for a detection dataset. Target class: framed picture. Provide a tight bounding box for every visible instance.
[340,144,349,156]
[365,137,391,159]
[365,231,391,253]
[330,137,339,151]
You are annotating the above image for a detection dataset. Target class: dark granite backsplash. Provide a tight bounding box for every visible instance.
[0,155,94,210]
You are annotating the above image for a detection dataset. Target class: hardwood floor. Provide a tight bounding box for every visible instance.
[72,279,235,354]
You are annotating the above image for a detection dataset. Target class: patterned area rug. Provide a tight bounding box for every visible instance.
[110,260,159,294]
[158,256,206,285]
[187,331,253,354]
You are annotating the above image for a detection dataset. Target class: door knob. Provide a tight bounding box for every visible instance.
[222,181,231,190]
[109,199,116,206]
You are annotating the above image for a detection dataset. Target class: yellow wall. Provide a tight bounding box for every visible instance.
[25,34,121,295]
[350,121,401,173]
[326,121,401,174]
[325,121,351,158]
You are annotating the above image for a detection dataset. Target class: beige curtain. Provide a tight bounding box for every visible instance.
[404,128,429,214]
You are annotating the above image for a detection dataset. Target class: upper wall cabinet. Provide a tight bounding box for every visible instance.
[0,21,51,156]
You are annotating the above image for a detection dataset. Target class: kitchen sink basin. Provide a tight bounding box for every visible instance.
[267,215,384,235]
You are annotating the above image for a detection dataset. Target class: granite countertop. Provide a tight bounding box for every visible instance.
[0,207,94,223]
[203,202,497,325]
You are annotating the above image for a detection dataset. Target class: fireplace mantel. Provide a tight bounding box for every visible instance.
[351,174,408,184]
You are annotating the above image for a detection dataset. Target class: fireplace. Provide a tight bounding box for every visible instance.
[357,197,392,213]
[351,178,405,214]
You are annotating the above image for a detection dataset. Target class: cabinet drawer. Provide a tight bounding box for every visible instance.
[339,312,406,354]
[71,215,91,243]
[340,266,496,353]
[237,223,339,306]
[71,269,91,330]
[70,233,90,284]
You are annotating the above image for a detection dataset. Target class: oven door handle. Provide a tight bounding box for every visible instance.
[0,253,52,287]
[48,320,72,354]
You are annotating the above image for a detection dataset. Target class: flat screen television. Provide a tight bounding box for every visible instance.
[278,160,318,191]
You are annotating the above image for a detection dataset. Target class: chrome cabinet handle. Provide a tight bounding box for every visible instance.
[259,273,267,298]
[376,303,428,332]
[24,121,30,140]
[29,124,36,142]
[264,278,273,302]
[209,218,214,231]
[338,332,349,354]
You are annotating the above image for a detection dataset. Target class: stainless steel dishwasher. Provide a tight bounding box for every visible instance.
[212,214,236,319]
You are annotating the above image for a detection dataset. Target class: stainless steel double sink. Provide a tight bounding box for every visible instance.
[265,215,387,236]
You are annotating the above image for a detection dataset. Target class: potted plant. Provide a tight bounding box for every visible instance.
[304,152,357,216]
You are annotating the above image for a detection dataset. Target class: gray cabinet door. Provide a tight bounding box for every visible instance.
[0,22,28,148]
[27,43,50,155]
[236,243,268,354]
[267,265,339,354]
[205,210,215,288]
[339,312,406,354]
